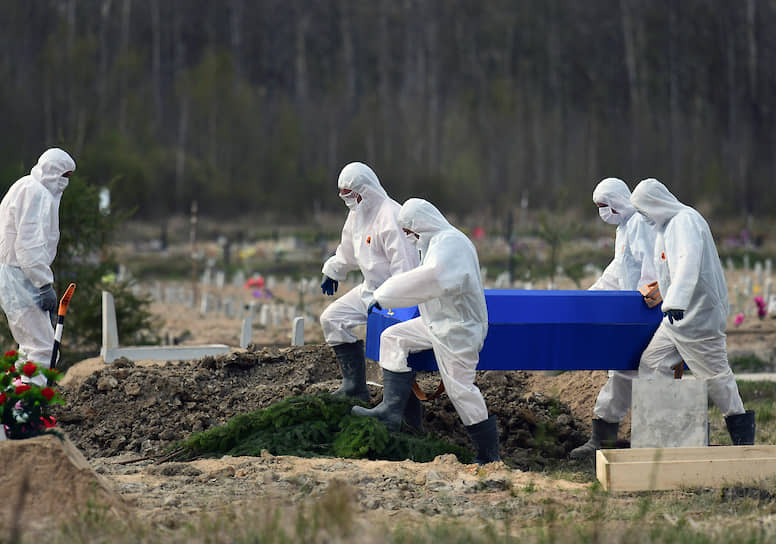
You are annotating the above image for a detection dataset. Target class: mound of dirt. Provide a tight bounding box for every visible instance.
[0,434,125,534]
[51,345,588,469]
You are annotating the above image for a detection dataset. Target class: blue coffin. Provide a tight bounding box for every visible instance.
[364,290,663,371]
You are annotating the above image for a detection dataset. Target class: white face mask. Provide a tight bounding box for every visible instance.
[598,205,622,225]
[55,177,70,193]
[339,190,359,210]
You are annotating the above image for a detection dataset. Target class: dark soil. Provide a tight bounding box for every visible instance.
[52,345,588,470]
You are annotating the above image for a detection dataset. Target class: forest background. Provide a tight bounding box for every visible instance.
[0,0,774,229]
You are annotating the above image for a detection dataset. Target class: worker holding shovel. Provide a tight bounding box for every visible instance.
[0,148,75,387]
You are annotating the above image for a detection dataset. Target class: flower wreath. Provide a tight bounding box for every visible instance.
[0,350,65,439]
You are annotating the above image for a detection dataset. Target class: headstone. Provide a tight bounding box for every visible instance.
[734,285,742,315]
[201,268,212,286]
[767,259,772,277]
[185,289,195,308]
[240,305,253,348]
[631,378,708,448]
[259,305,270,327]
[223,297,234,318]
[494,271,510,289]
[267,276,277,290]
[755,262,763,292]
[768,294,776,316]
[164,286,175,304]
[215,270,225,290]
[291,317,304,346]
[744,254,750,272]
[200,293,212,315]
[232,269,246,288]
[726,257,735,273]
[271,305,282,327]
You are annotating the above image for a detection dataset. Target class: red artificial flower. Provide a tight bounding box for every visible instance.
[0,393,6,405]
[22,362,37,377]
[41,387,56,402]
[15,384,31,395]
[4,350,17,358]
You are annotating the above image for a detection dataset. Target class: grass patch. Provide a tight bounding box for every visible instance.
[730,354,773,373]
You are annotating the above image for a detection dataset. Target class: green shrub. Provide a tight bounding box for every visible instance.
[174,393,473,463]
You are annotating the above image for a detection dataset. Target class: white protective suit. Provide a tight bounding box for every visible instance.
[320,162,419,345]
[0,148,75,386]
[588,178,657,423]
[630,178,744,416]
[372,198,490,426]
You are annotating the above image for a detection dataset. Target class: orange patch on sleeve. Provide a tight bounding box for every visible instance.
[366,236,371,244]
[661,252,666,260]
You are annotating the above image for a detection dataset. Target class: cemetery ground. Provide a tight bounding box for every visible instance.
[3,271,776,542]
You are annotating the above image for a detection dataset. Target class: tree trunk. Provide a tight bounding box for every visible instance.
[176,96,189,215]
[118,0,132,135]
[229,0,244,81]
[294,8,309,104]
[150,0,163,135]
[98,0,113,117]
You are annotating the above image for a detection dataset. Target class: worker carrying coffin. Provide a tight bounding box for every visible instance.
[319,162,419,402]
[352,198,500,465]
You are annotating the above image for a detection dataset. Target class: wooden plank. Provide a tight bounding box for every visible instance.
[602,445,776,462]
[597,446,776,492]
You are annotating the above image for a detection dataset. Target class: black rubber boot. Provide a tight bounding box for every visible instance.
[725,410,756,445]
[402,393,424,434]
[569,419,619,459]
[465,415,501,465]
[351,369,415,431]
[331,341,371,403]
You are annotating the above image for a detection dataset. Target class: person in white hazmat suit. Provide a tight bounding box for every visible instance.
[570,178,657,459]
[630,178,755,445]
[319,162,420,406]
[352,198,500,465]
[0,148,75,387]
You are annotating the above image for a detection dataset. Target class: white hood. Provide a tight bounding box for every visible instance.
[630,178,688,229]
[31,148,76,196]
[592,177,636,220]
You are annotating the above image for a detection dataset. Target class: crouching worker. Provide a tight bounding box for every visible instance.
[351,198,500,465]
[630,178,755,445]
[319,162,419,402]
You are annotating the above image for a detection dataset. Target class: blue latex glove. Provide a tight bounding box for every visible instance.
[663,309,684,324]
[321,276,338,296]
[38,284,57,312]
[367,300,382,315]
